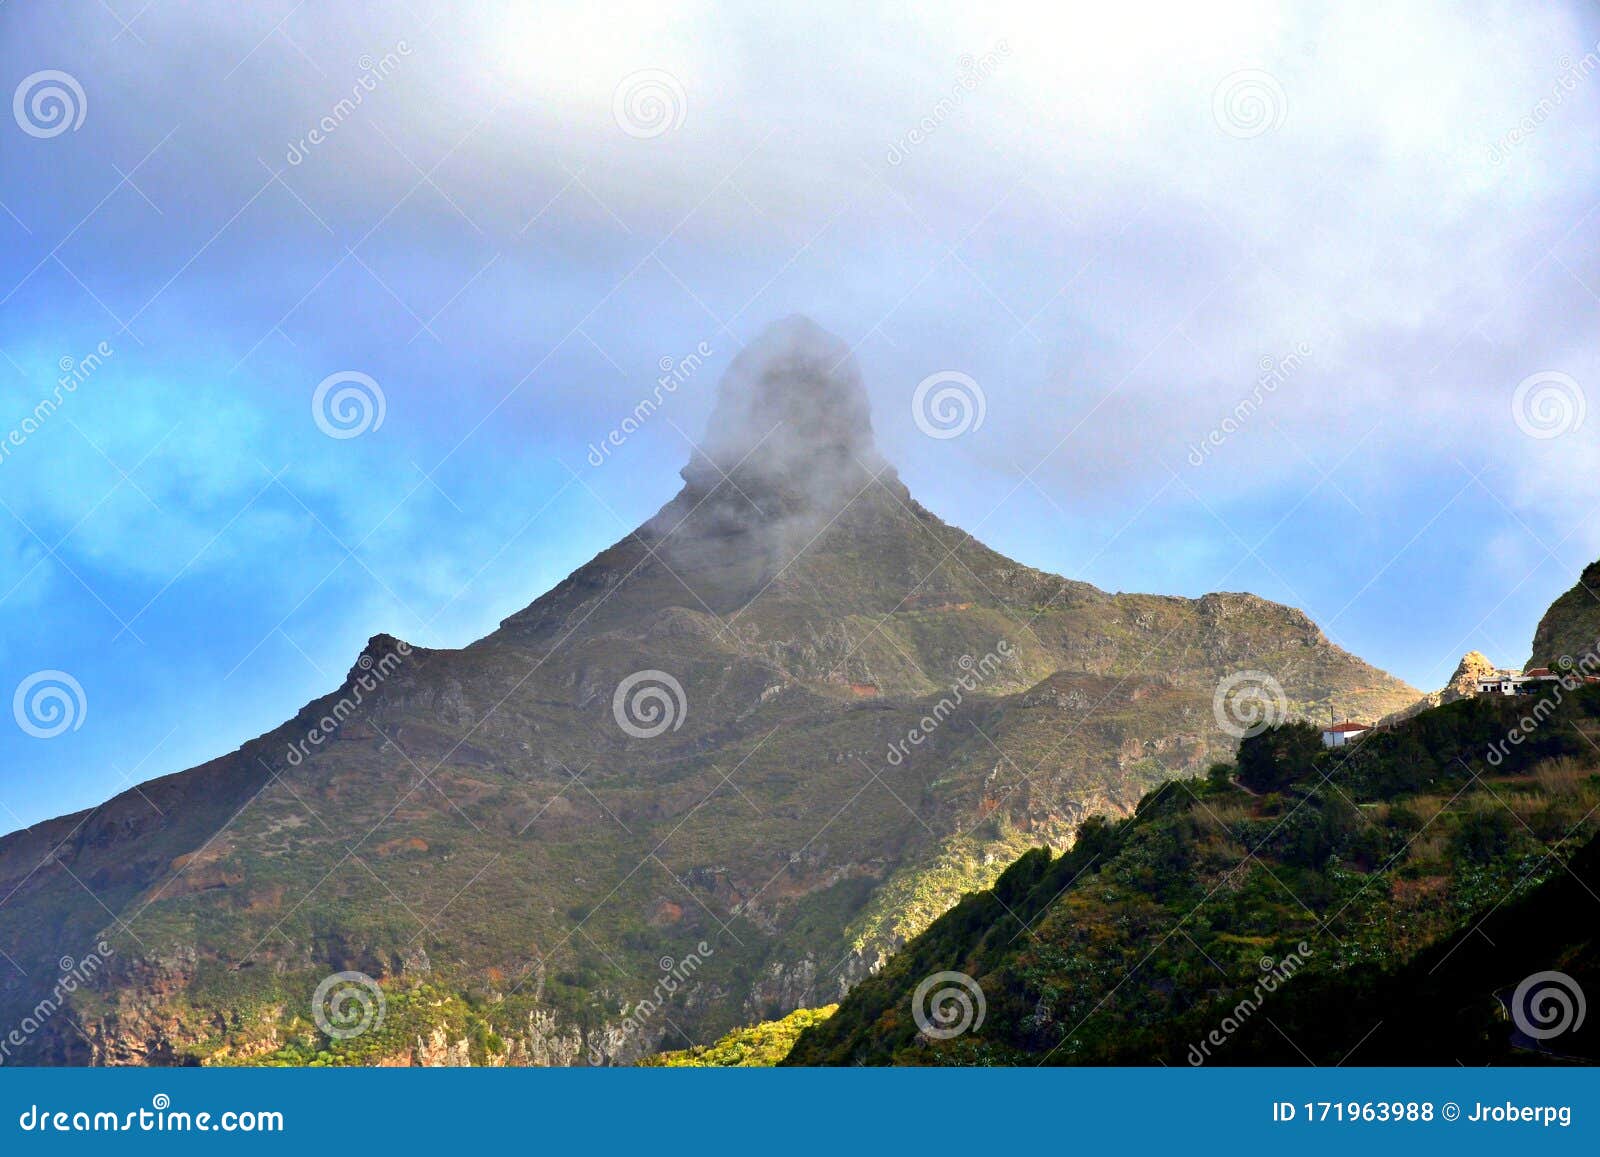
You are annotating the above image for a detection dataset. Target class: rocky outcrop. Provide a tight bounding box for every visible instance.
[1528,560,1600,669]
[1382,650,1499,724]
[1444,651,1499,700]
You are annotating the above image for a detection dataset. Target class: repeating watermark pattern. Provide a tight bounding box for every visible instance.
[588,340,713,467]
[12,70,86,138]
[1511,370,1585,440]
[0,941,114,1065]
[1485,646,1600,767]
[286,42,413,166]
[612,69,686,139]
[1510,970,1586,1041]
[1213,670,1287,740]
[886,641,1015,766]
[285,641,410,767]
[0,341,113,469]
[1488,44,1600,164]
[612,670,687,739]
[1188,341,1311,466]
[912,370,985,439]
[589,942,713,1064]
[311,971,386,1041]
[312,370,386,439]
[912,970,985,1040]
[13,670,87,739]
[1212,69,1287,139]
[1187,943,1312,1065]
[886,41,1010,166]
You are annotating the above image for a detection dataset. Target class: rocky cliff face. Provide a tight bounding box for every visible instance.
[1528,560,1600,669]
[0,317,1419,1066]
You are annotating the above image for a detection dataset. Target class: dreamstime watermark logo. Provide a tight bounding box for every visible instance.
[1213,670,1287,740]
[1510,970,1586,1041]
[13,70,86,138]
[589,942,714,1064]
[612,670,687,738]
[886,641,1015,766]
[0,341,114,469]
[612,69,686,139]
[1187,943,1312,1065]
[1488,44,1600,164]
[13,670,87,739]
[285,641,410,767]
[1511,370,1585,440]
[16,1094,284,1133]
[912,971,985,1041]
[312,370,386,439]
[311,971,385,1041]
[912,370,985,439]
[1188,342,1311,466]
[0,940,114,1065]
[1212,69,1287,139]
[886,41,1010,165]
[286,42,412,165]
[588,341,713,467]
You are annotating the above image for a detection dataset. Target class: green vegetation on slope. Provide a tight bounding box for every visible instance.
[786,687,1600,1065]
[640,1006,837,1066]
[208,982,517,1067]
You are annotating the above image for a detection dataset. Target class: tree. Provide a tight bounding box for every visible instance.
[1236,722,1323,794]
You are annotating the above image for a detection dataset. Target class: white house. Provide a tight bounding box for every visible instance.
[1321,721,1371,748]
[1476,668,1566,696]
[1476,673,1521,696]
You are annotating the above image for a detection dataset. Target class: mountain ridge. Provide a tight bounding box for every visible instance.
[0,318,1417,1065]
[785,557,1600,1066]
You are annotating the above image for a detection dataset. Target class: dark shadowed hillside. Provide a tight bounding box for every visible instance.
[785,683,1600,1066]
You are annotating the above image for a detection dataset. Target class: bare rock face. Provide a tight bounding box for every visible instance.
[1444,651,1498,701]
[1528,559,1600,669]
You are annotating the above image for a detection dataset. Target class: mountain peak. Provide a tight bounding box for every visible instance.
[683,315,885,497]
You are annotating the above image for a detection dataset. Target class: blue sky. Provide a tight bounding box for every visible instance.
[2,0,1598,832]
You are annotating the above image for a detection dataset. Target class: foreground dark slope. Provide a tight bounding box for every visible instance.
[786,688,1600,1066]
[0,318,1416,1065]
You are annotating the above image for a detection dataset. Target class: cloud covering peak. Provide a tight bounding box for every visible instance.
[687,314,884,492]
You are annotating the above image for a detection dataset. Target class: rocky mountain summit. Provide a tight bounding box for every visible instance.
[0,318,1417,1065]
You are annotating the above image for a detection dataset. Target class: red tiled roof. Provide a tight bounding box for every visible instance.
[1324,722,1371,733]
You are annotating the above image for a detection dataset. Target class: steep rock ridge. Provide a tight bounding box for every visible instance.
[1528,559,1600,668]
[0,317,1418,1065]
